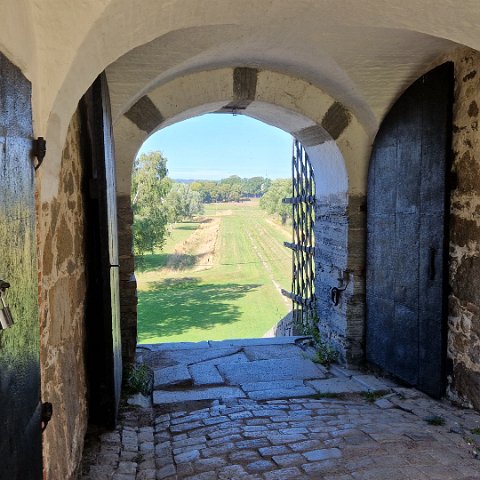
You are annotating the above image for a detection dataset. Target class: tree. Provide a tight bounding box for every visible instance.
[131,151,172,255]
[166,183,204,222]
[244,176,267,197]
[260,178,292,224]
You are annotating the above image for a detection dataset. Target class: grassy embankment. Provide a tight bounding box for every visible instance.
[136,200,292,343]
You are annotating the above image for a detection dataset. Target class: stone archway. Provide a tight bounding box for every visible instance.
[110,67,370,366]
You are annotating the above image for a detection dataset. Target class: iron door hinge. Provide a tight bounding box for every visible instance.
[32,137,47,170]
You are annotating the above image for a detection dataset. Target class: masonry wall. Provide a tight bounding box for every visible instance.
[38,108,88,479]
[117,194,137,367]
[447,48,480,410]
[314,193,365,365]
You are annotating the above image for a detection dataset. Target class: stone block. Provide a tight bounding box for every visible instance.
[264,467,303,480]
[241,380,306,392]
[247,386,316,401]
[189,364,224,386]
[243,344,305,361]
[302,447,342,461]
[196,352,249,366]
[153,365,191,388]
[209,337,310,348]
[352,375,394,391]
[218,358,326,384]
[245,460,275,472]
[306,378,367,394]
[153,387,245,405]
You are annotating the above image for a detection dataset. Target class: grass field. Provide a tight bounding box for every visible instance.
[136,200,292,343]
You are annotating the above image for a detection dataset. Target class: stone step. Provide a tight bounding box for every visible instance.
[153,387,245,405]
[218,358,327,384]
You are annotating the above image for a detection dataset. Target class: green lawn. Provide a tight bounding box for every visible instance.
[136,200,292,343]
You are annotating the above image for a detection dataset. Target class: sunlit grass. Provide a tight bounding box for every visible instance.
[135,200,292,343]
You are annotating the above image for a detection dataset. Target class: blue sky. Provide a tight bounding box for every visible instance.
[137,114,292,180]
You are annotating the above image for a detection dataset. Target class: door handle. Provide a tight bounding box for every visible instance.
[428,247,436,281]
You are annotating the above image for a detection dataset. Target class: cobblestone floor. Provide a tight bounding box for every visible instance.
[81,388,480,480]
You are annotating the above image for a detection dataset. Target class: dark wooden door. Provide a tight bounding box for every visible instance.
[81,73,122,428]
[366,63,453,398]
[0,54,42,478]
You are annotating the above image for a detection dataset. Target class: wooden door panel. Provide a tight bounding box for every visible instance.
[366,62,453,397]
[0,53,41,480]
[82,73,122,428]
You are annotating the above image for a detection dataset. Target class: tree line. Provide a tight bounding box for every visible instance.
[132,151,292,255]
[189,175,272,203]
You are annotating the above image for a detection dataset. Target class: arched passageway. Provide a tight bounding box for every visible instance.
[111,67,366,369]
[2,3,480,478]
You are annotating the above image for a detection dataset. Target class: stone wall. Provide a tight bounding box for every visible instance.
[447,48,480,410]
[38,108,88,479]
[117,194,137,367]
[314,193,365,365]
[346,194,367,364]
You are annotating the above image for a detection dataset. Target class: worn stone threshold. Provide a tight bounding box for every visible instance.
[137,337,395,406]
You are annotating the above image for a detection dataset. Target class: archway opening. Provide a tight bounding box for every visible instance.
[133,113,296,345]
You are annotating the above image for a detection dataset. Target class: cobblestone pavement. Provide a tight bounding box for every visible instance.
[81,388,480,479]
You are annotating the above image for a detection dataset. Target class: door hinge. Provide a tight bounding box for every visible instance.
[32,137,47,170]
[41,402,53,432]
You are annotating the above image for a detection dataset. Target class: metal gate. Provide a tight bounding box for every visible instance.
[282,139,316,334]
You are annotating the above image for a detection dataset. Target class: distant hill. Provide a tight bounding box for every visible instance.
[173,179,203,184]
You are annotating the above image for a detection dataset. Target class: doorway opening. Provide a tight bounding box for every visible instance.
[132,114,308,346]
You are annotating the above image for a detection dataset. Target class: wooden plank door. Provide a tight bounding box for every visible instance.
[81,73,122,428]
[366,63,453,398]
[0,53,42,479]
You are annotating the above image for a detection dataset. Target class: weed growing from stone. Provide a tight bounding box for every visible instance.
[313,343,339,366]
[423,415,445,426]
[302,312,339,367]
[362,390,385,403]
[471,428,480,435]
[124,364,153,396]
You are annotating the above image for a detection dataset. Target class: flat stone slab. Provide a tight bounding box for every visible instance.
[153,387,245,405]
[209,336,311,348]
[154,365,192,388]
[243,344,306,361]
[218,358,326,384]
[156,347,243,366]
[140,341,210,351]
[196,351,249,366]
[189,364,224,386]
[306,378,367,394]
[352,375,394,391]
[241,380,307,392]
[247,386,316,401]
[329,364,363,378]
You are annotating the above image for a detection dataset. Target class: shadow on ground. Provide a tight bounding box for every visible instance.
[136,253,199,272]
[138,278,261,340]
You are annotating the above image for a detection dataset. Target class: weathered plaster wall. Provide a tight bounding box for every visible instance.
[38,108,88,479]
[447,48,480,410]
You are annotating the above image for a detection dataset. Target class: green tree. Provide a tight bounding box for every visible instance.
[131,151,172,255]
[166,183,204,222]
[244,176,267,197]
[260,178,292,224]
